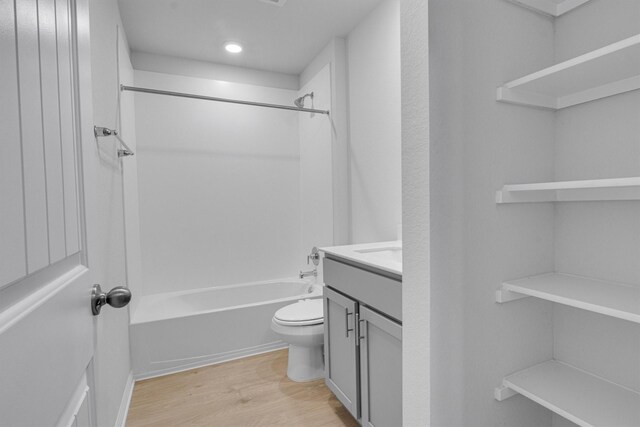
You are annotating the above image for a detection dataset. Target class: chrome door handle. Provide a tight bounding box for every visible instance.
[91,284,131,315]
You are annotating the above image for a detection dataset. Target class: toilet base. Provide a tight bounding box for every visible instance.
[286,343,324,382]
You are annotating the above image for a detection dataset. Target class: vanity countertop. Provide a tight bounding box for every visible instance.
[320,241,402,277]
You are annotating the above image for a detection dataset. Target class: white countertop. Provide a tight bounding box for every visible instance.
[320,241,402,276]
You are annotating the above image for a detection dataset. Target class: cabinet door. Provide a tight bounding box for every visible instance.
[324,286,359,419]
[360,306,402,427]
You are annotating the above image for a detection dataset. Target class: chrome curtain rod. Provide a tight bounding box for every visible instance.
[120,85,330,115]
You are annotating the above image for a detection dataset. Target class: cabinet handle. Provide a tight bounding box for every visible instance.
[345,308,354,337]
[359,318,366,341]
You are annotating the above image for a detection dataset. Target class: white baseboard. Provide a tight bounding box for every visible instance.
[134,341,288,381]
[114,372,134,427]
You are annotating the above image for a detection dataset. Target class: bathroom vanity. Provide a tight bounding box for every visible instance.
[320,242,402,426]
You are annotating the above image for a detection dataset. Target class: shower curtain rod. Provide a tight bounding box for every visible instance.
[120,85,330,115]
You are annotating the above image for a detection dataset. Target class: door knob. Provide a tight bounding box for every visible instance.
[91,284,132,315]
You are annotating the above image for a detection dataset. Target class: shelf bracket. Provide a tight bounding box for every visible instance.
[496,287,529,303]
[494,384,518,401]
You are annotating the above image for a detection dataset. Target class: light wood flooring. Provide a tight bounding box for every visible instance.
[126,349,359,427]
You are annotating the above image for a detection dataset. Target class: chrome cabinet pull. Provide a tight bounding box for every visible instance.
[345,308,354,337]
[359,318,366,341]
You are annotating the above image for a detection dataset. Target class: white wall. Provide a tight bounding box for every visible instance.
[88,0,135,425]
[300,38,351,247]
[133,70,301,295]
[348,0,402,243]
[131,52,299,90]
[400,1,430,424]
[407,0,557,425]
[299,64,334,270]
[552,2,640,425]
[119,33,142,319]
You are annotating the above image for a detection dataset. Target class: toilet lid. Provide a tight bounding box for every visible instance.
[274,299,323,326]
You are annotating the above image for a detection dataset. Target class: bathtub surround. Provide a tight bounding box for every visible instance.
[134,70,301,296]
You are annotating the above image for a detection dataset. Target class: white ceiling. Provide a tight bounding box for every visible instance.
[118,0,385,75]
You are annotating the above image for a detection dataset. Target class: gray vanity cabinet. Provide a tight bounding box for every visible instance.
[324,286,359,419]
[323,256,402,426]
[359,306,402,427]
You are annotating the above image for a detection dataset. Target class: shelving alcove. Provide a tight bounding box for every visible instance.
[494,2,640,426]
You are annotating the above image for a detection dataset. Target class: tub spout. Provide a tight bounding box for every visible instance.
[299,269,317,279]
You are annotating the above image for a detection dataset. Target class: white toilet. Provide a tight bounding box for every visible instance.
[271,298,324,382]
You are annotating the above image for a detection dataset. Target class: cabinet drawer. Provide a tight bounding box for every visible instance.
[324,257,402,322]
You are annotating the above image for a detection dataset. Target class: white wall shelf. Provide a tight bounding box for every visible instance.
[507,0,591,17]
[496,177,640,203]
[495,360,640,426]
[496,273,640,324]
[497,34,640,109]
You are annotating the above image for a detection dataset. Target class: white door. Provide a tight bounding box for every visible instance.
[0,0,114,425]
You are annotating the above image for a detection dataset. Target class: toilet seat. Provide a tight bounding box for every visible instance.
[274,299,323,326]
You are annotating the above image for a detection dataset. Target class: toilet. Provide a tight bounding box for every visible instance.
[271,298,324,382]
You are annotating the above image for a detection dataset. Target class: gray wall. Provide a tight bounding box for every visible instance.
[552,1,640,425]
[348,0,402,243]
[400,0,430,424]
[430,1,556,425]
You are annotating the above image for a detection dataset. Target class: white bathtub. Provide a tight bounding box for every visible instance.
[130,278,322,379]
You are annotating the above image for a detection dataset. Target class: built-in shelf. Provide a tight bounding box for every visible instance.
[495,360,640,427]
[508,0,591,17]
[496,177,640,203]
[496,273,640,324]
[497,34,640,109]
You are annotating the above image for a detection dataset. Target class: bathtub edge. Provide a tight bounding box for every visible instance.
[133,341,288,381]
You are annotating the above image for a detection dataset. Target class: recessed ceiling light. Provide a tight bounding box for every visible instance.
[224,43,243,54]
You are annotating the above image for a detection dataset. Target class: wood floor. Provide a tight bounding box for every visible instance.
[126,349,359,427]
